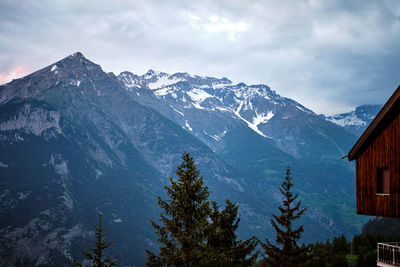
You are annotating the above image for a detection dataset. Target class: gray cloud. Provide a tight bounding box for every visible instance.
[1,0,399,114]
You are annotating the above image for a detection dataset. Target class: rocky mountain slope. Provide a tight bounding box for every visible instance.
[0,53,367,266]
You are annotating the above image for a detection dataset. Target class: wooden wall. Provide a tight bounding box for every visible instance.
[356,110,400,218]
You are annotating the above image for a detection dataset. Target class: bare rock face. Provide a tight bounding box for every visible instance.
[0,103,61,136]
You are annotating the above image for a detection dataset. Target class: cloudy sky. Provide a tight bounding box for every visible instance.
[0,0,399,115]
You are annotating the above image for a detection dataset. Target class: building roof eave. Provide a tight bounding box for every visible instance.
[348,84,400,161]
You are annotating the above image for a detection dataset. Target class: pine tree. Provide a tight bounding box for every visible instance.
[73,214,117,267]
[260,166,307,267]
[146,152,211,266]
[206,199,258,266]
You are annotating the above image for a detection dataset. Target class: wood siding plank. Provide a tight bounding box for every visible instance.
[356,111,400,218]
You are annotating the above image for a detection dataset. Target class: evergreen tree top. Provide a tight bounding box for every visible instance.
[261,166,307,267]
[73,214,117,267]
[146,152,257,266]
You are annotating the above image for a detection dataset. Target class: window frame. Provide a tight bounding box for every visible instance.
[376,167,390,195]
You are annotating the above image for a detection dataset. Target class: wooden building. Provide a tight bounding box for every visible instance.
[348,85,400,218]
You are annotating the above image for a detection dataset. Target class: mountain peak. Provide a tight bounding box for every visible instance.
[52,52,103,77]
[145,69,155,76]
[0,52,108,103]
[69,51,85,59]
[142,69,169,81]
[59,51,94,66]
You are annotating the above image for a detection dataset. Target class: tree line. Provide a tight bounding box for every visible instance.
[73,152,392,266]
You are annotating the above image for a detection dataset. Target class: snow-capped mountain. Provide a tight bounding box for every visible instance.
[118,68,364,245]
[323,105,382,136]
[0,53,367,266]
[118,70,354,160]
[119,70,312,138]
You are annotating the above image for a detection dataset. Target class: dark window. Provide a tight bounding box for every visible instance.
[377,168,390,194]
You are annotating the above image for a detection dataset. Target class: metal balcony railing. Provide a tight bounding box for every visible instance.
[378,242,400,266]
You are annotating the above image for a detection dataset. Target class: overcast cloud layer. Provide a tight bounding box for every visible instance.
[1,0,399,115]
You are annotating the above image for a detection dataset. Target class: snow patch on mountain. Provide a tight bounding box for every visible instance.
[211,130,227,141]
[185,120,192,131]
[231,100,269,138]
[148,76,183,90]
[246,121,268,138]
[192,102,205,110]
[231,85,271,100]
[215,106,229,112]
[253,111,275,126]
[119,72,140,88]
[171,106,184,116]
[113,218,122,223]
[154,87,174,97]
[323,104,382,136]
[327,113,366,127]
[296,105,307,112]
[186,88,213,102]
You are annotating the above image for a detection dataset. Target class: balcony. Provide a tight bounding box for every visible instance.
[378,242,400,267]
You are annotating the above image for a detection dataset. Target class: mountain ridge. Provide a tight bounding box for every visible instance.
[117,68,353,160]
[322,104,382,136]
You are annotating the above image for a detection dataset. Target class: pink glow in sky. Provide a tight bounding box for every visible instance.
[0,66,30,85]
